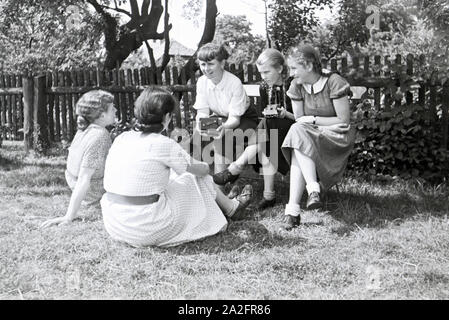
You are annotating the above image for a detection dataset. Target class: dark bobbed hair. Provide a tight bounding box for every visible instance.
[76,90,114,131]
[287,43,331,77]
[197,43,230,62]
[133,86,178,134]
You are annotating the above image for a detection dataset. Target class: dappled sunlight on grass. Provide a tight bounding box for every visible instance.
[1,141,449,299]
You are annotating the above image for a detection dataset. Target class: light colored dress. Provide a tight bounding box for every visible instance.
[65,124,112,204]
[100,131,228,247]
[281,73,356,190]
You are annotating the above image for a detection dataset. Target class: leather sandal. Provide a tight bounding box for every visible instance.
[231,184,253,220]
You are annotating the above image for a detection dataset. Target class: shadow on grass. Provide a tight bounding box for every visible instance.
[152,220,308,255]
[323,185,449,234]
[0,156,22,171]
[227,168,449,235]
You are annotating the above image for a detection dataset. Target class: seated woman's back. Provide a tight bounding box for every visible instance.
[104,131,190,196]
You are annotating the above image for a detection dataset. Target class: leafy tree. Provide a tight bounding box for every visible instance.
[326,0,418,57]
[268,0,334,52]
[0,0,219,73]
[0,0,103,73]
[417,0,449,83]
[214,14,265,64]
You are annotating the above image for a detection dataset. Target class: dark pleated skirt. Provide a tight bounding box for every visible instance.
[248,117,295,175]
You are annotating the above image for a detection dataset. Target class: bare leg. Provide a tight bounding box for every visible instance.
[214,183,238,215]
[289,150,306,206]
[234,144,258,168]
[259,152,276,199]
[263,173,275,196]
[214,160,228,175]
[293,148,320,194]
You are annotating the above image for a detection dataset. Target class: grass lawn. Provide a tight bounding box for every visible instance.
[1,140,449,300]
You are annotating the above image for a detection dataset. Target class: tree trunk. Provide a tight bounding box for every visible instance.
[88,0,217,72]
[23,75,34,152]
[180,0,218,79]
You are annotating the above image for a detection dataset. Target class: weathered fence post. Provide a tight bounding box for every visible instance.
[22,74,34,152]
[442,81,449,149]
[33,74,49,152]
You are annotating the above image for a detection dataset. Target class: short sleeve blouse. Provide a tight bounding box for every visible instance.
[287,73,350,117]
[65,124,112,202]
[66,124,112,180]
[192,70,250,118]
[103,131,193,196]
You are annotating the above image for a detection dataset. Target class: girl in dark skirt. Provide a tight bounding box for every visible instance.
[213,48,295,209]
[192,43,258,175]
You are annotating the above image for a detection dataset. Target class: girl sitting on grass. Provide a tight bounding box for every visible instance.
[41,90,116,228]
[100,86,253,247]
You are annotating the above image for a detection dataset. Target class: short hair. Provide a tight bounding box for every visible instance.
[197,43,230,62]
[287,44,324,75]
[133,86,178,134]
[256,48,289,79]
[76,90,114,131]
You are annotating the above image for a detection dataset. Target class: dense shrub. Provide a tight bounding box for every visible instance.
[348,101,449,182]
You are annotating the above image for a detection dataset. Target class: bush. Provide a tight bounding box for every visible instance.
[348,101,449,182]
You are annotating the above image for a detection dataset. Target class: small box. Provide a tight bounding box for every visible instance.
[200,116,223,132]
[262,104,280,118]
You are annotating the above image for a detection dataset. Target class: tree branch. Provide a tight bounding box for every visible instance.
[160,0,171,71]
[86,0,119,57]
[129,0,140,18]
[197,0,218,48]
[141,0,151,16]
[180,0,218,79]
[144,40,157,69]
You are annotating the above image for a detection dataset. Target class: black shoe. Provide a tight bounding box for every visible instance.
[227,185,240,199]
[231,185,253,220]
[279,214,301,231]
[306,192,322,210]
[257,197,276,210]
[213,169,240,185]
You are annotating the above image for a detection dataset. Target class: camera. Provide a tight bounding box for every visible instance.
[262,104,280,118]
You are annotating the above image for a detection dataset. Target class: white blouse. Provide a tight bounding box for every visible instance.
[193,70,249,118]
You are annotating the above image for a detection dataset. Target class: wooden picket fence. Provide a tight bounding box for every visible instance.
[0,54,448,150]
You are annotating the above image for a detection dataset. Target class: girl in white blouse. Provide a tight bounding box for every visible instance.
[193,43,259,176]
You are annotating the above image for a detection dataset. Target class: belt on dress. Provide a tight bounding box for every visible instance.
[106,192,160,205]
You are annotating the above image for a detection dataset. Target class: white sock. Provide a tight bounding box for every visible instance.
[285,203,301,217]
[228,162,244,175]
[226,198,240,217]
[263,190,276,201]
[306,182,320,195]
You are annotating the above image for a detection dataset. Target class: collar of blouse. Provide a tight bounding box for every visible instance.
[206,70,229,91]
